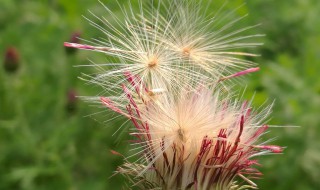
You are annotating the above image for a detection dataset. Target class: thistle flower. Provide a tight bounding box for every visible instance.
[102,74,282,190]
[65,1,284,189]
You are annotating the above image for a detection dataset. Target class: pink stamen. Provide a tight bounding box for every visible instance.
[64,42,96,50]
[254,145,283,153]
[235,116,245,144]
[124,71,148,95]
[245,125,268,144]
[231,67,260,78]
[219,67,260,82]
[126,105,142,131]
[122,84,141,117]
[243,160,262,167]
[100,97,130,118]
[245,108,252,120]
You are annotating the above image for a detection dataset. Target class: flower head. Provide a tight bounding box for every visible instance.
[102,74,282,190]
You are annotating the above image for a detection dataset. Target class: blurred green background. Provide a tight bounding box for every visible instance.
[1,0,319,189]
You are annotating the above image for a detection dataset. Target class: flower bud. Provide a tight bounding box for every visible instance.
[66,89,77,113]
[65,32,81,55]
[3,47,19,72]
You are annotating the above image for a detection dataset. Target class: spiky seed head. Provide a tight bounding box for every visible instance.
[64,0,262,104]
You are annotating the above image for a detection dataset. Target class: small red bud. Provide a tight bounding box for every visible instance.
[3,47,20,72]
[66,89,77,113]
[65,31,81,54]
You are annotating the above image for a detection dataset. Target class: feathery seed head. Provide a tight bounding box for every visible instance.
[158,0,262,77]
[64,0,262,101]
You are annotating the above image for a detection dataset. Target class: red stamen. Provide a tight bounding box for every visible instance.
[122,84,141,117]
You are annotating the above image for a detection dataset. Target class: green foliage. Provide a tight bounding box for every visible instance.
[1,0,319,189]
